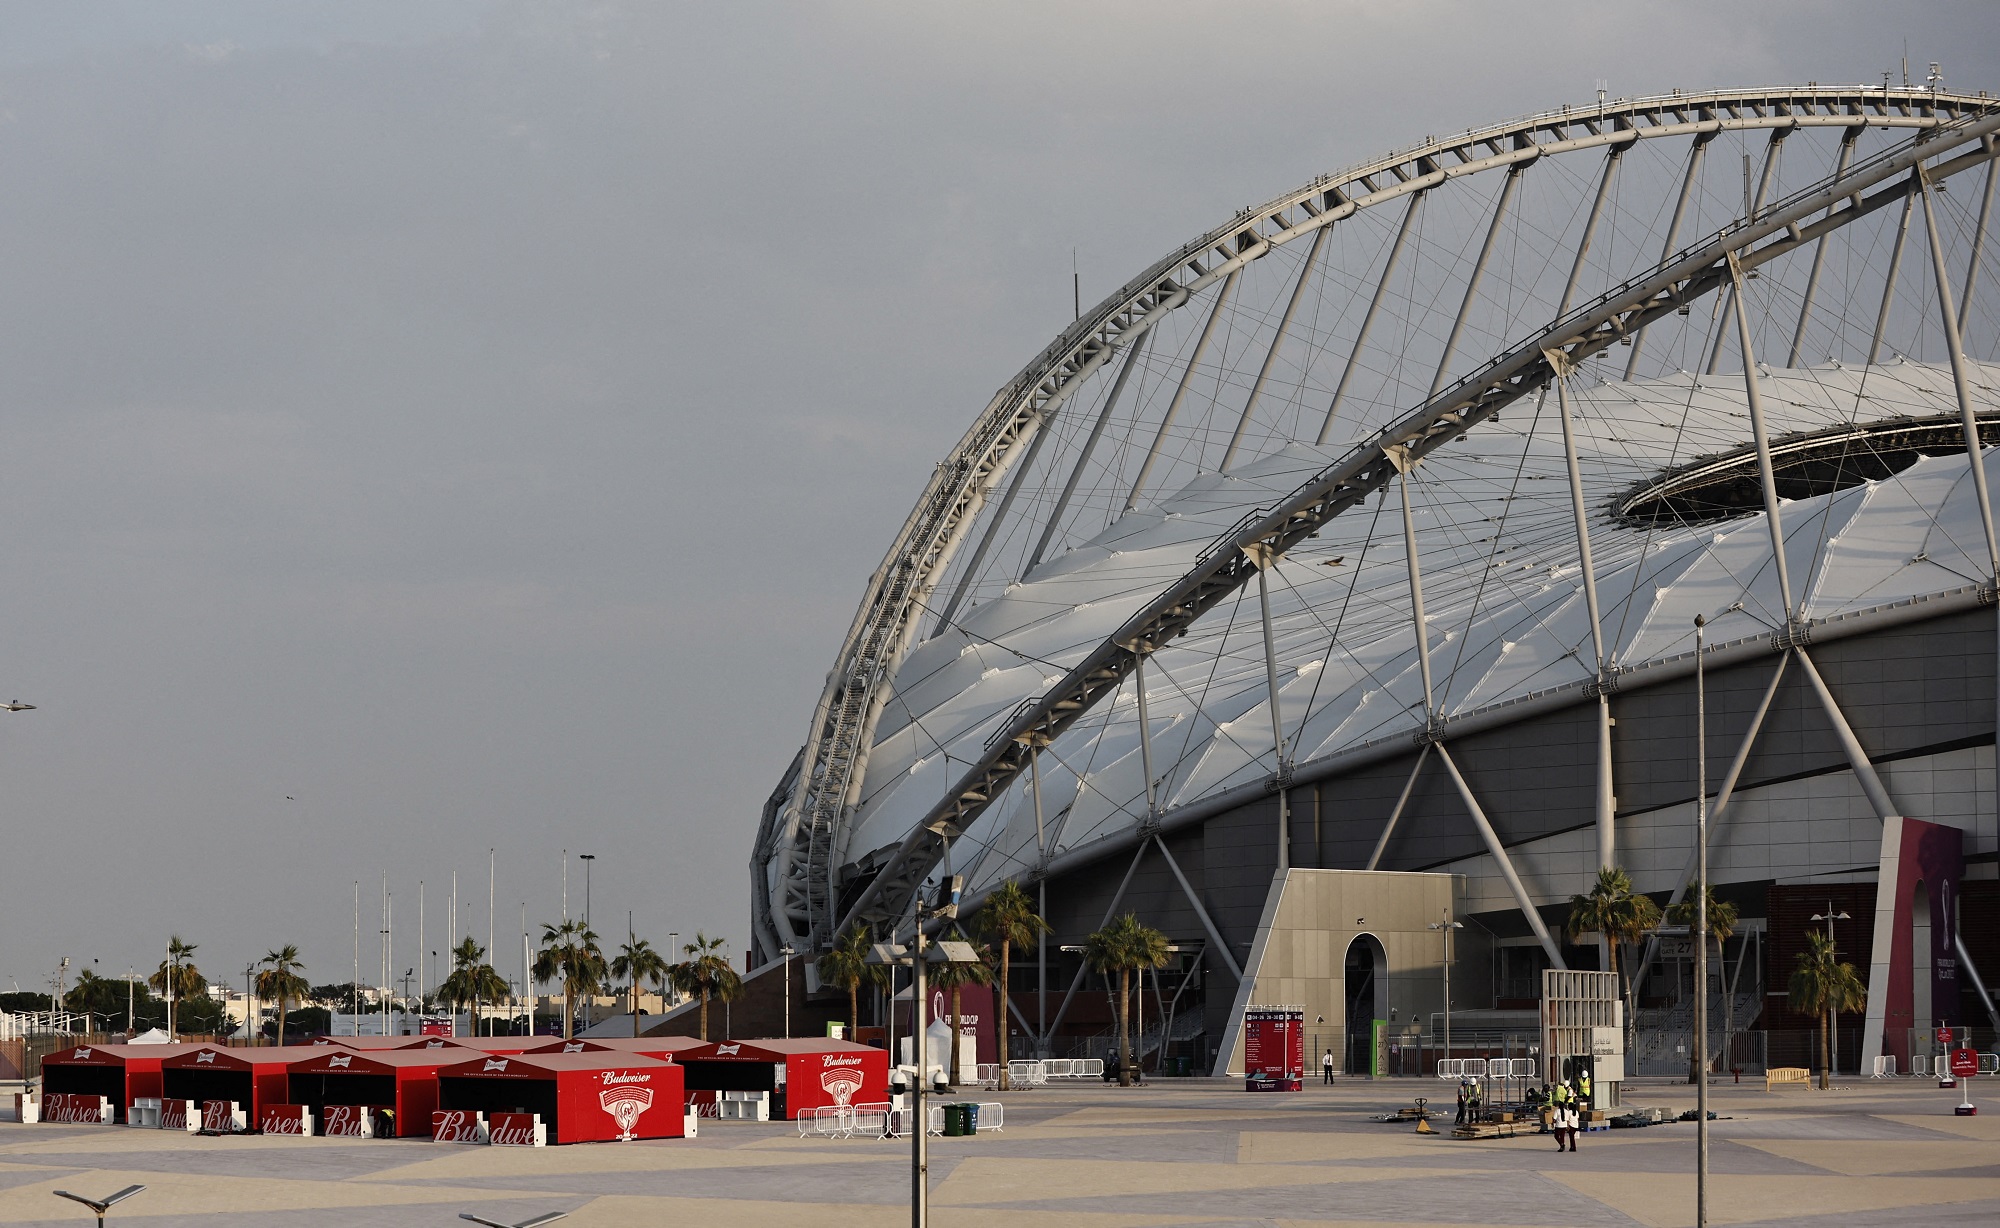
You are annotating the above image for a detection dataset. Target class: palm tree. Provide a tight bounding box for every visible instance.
[1788,929,1866,1090]
[611,937,670,1037]
[440,938,509,1035]
[255,945,310,1047]
[1084,913,1170,1086]
[1565,867,1661,1056]
[929,935,993,1087]
[1666,880,1739,1079]
[148,935,205,1040]
[816,927,881,1044]
[975,879,1050,1090]
[668,932,741,1041]
[533,920,606,1040]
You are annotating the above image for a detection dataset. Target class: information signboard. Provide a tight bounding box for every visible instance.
[1243,1006,1304,1091]
[1949,1048,1979,1079]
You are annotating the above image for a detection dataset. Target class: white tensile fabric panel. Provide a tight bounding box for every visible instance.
[844,361,2000,892]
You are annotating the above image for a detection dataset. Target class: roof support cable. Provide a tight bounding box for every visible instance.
[1430,166,1524,400]
[1636,652,1790,989]
[1316,191,1426,445]
[1364,743,1431,870]
[1433,743,1566,969]
[1867,174,1919,364]
[1918,166,2000,581]
[1788,127,1863,366]
[1708,127,1793,374]
[1724,251,1800,622]
[1557,144,1628,319]
[1222,226,1329,471]
[1626,133,1715,379]
[1028,328,1151,574]
[1961,159,1996,343]
[1126,271,1239,512]
[1547,354,1616,873]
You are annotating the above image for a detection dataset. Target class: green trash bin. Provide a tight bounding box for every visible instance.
[942,1103,967,1137]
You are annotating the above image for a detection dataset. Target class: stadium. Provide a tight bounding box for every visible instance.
[747,84,2000,1083]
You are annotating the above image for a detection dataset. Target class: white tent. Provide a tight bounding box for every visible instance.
[127,1028,174,1044]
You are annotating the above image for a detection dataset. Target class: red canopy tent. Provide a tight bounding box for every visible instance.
[159,1046,296,1132]
[39,1043,199,1123]
[435,1035,536,1055]
[676,1039,888,1120]
[526,1036,703,1060]
[288,1047,459,1137]
[316,1035,470,1053]
[434,1051,684,1144]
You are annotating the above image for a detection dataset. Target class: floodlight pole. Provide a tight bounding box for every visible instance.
[780,945,795,1039]
[1429,912,1462,1069]
[911,909,929,1228]
[1694,614,1710,1228]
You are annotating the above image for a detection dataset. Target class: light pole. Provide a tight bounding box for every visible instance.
[1694,613,1710,1228]
[668,932,680,1007]
[780,945,796,1039]
[579,855,595,930]
[1810,904,1852,1080]
[1428,911,1462,1072]
[868,877,973,1228]
[244,965,256,1045]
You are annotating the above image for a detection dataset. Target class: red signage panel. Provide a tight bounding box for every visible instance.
[1243,1006,1305,1091]
[432,1109,485,1142]
[322,1104,371,1138]
[200,1100,240,1133]
[160,1099,194,1131]
[490,1112,544,1146]
[1950,1048,1980,1079]
[39,1093,108,1124]
[260,1104,311,1135]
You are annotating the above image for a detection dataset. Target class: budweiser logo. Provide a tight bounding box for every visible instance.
[74,1048,93,1059]
[322,1105,368,1137]
[490,1113,539,1146]
[261,1107,307,1135]
[432,1110,483,1143]
[40,1094,104,1124]
[600,1071,651,1085]
[160,1100,192,1130]
[483,1058,509,1072]
[716,1044,741,1055]
[425,1039,447,1048]
[821,1067,863,1107]
[195,1051,217,1064]
[328,1055,352,1068]
[201,1100,236,1133]
[599,1085,653,1140]
[822,1053,859,1066]
[563,1042,585,1052]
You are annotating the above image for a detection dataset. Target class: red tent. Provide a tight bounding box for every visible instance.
[288,1047,459,1137]
[526,1036,704,1060]
[159,1046,296,1132]
[434,1051,684,1144]
[676,1039,888,1120]
[436,1035,537,1055]
[314,1036,470,1053]
[39,1043,200,1123]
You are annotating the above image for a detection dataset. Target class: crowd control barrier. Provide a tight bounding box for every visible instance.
[975,1058,1104,1088]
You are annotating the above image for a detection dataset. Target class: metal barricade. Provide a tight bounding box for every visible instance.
[797,1106,856,1139]
[1043,1059,1074,1077]
[974,1101,1004,1131]
[850,1103,892,1137]
[1436,1059,1460,1079]
[1008,1060,1047,1087]
[973,1063,1002,1089]
[1073,1059,1104,1079]
[1871,1056,1897,1078]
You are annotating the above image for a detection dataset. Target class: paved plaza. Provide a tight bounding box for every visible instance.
[2,1078,1996,1227]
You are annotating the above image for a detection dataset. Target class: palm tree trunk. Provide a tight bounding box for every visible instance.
[997,940,1012,1091]
[1820,1009,1832,1090]
[1116,968,1132,1087]
[948,984,963,1087]
[848,983,859,1044]
[277,993,287,1048]
[699,987,710,1041]
[562,985,572,1040]
[1614,940,1637,1059]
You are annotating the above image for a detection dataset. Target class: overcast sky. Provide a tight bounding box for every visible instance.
[2,1,1995,1001]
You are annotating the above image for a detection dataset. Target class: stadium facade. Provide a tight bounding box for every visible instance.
[751,86,2000,1076]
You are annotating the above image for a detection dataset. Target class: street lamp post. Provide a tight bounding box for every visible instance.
[1694,613,1711,1228]
[1810,904,1853,1079]
[579,855,595,930]
[668,932,680,1007]
[780,945,796,1039]
[1428,911,1463,1072]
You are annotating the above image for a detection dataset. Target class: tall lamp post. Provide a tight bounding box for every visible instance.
[1428,911,1462,1072]
[578,854,595,930]
[779,945,796,1039]
[1809,904,1852,1079]
[667,932,680,1008]
[1694,613,1711,1228]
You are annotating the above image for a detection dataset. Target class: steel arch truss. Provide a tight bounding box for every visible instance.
[829,107,2000,942]
[756,86,2000,958]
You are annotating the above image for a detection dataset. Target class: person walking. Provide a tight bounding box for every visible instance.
[1549,1080,1575,1151]
[1454,1081,1469,1127]
[1321,1048,1336,1085]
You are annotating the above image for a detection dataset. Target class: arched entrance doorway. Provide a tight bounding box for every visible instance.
[1344,935,1387,1075]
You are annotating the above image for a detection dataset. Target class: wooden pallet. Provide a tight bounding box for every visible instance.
[1451,1120,1519,1139]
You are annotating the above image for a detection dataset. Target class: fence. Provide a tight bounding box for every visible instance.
[972,1059,1102,1089]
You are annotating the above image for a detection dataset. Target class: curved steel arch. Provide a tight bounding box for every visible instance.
[756,86,2000,958]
